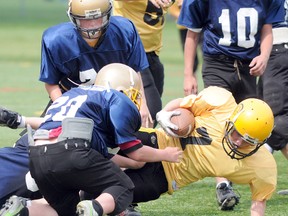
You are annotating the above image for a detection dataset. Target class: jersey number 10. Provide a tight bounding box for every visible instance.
[219,8,258,48]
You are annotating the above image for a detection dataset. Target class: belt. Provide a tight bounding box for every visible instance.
[206,54,251,64]
[272,43,288,51]
[30,138,90,154]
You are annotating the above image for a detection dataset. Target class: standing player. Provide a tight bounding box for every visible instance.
[178,0,285,210]
[113,0,174,127]
[257,0,288,194]
[39,0,155,127]
[168,0,202,75]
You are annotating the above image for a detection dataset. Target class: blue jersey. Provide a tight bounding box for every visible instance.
[273,0,288,28]
[39,16,148,89]
[178,0,284,60]
[40,86,141,156]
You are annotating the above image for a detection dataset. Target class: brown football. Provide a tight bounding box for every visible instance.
[170,108,195,137]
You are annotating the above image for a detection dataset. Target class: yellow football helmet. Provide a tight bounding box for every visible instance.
[222,98,274,160]
[95,63,142,109]
[67,0,112,39]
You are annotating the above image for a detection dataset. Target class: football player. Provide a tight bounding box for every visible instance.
[178,0,285,210]
[257,0,288,195]
[38,0,157,127]
[123,86,275,216]
[1,86,275,216]
[0,63,183,216]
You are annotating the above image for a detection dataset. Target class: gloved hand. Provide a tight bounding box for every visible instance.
[0,107,22,129]
[156,110,181,137]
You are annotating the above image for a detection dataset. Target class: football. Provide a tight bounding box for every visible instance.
[170,108,195,137]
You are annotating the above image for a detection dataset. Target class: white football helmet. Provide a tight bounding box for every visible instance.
[95,63,142,109]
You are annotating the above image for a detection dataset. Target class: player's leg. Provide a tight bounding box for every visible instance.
[146,52,164,97]
[202,56,241,210]
[0,134,42,207]
[141,67,162,127]
[260,44,288,194]
[117,129,167,216]
[233,62,257,103]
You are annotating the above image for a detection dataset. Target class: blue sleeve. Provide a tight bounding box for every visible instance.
[265,0,285,24]
[109,93,141,145]
[39,34,63,84]
[178,0,208,30]
[39,25,73,84]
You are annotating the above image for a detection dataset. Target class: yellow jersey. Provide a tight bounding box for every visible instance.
[113,1,169,55]
[156,86,277,201]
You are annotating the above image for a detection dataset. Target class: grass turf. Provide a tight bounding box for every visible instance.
[0,1,287,215]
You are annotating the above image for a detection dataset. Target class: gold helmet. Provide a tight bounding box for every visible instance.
[67,0,112,39]
[222,98,274,160]
[95,63,142,109]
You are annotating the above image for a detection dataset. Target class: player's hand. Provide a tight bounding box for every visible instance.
[249,54,269,76]
[149,0,174,9]
[183,73,198,96]
[140,102,153,128]
[0,107,22,129]
[164,147,183,163]
[156,110,180,137]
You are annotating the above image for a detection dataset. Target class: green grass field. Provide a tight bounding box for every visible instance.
[0,1,287,215]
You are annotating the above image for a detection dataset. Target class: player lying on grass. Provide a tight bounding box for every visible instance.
[0,85,275,216]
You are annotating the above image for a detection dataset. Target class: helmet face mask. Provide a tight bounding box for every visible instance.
[95,63,142,110]
[68,0,112,39]
[222,98,274,160]
[222,121,264,160]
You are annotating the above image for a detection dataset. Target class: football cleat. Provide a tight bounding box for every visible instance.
[117,204,141,216]
[277,189,288,195]
[0,195,28,216]
[76,200,99,216]
[216,182,240,211]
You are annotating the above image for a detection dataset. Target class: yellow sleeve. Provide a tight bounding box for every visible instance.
[180,86,235,117]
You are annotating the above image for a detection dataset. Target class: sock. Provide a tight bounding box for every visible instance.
[19,207,29,216]
[263,143,274,154]
[92,200,103,216]
[18,116,26,128]
[216,180,230,189]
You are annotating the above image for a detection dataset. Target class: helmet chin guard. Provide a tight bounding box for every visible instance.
[222,122,264,160]
[222,98,274,160]
[67,0,112,40]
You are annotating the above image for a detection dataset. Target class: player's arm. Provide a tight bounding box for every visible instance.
[183,30,199,95]
[0,107,44,129]
[125,144,183,163]
[45,83,62,102]
[249,24,272,76]
[138,72,153,128]
[110,154,146,169]
[251,200,266,216]
[114,0,174,9]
